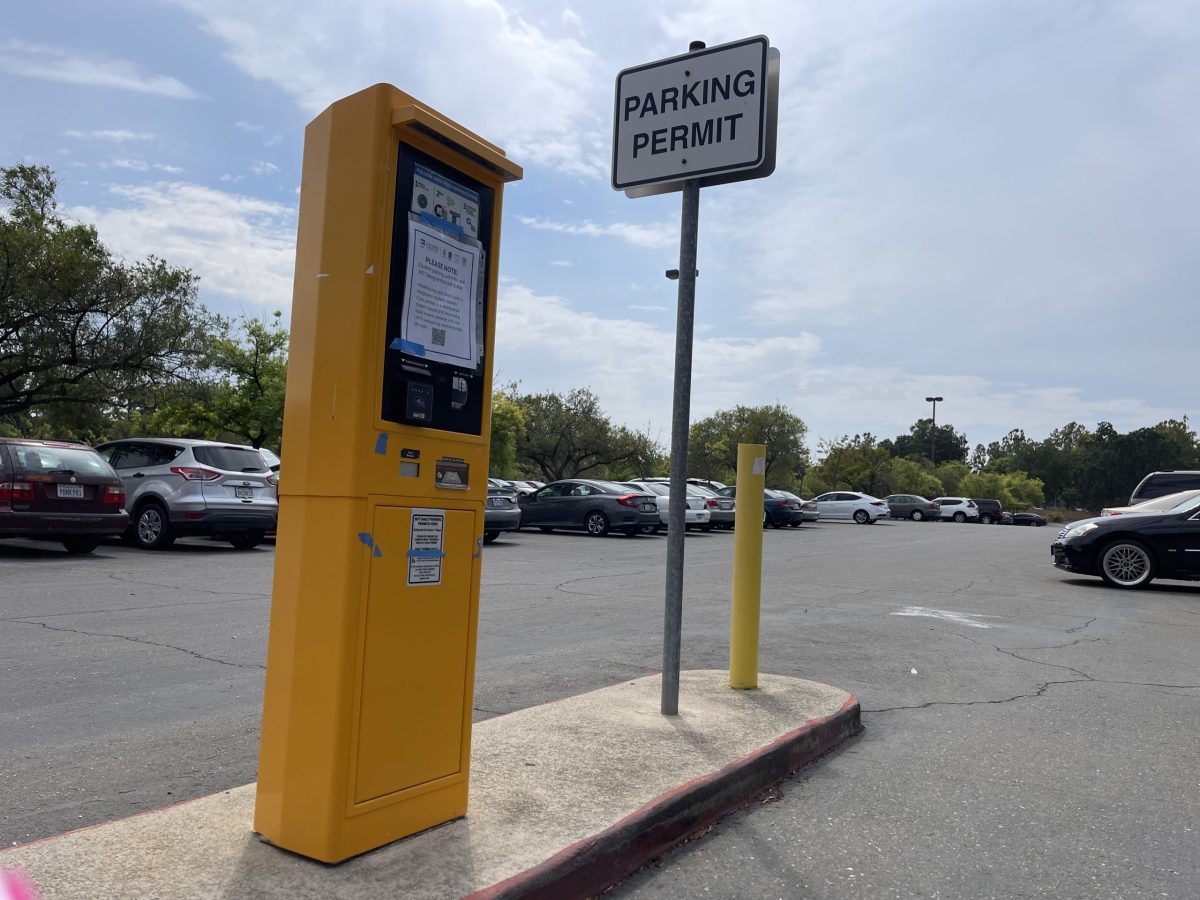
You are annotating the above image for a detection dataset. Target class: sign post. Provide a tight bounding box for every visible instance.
[613,37,779,715]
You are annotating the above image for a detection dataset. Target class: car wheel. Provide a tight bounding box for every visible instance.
[980,514,992,525]
[639,524,657,535]
[62,536,100,555]
[953,511,966,523]
[1098,540,1155,589]
[700,524,715,532]
[134,501,175,550]
[482,531,500,544]
[853,509,869,524]
[585,511,610,537]
[762,509,768,528]
[622,527,640,537]
[911,510,924,521]
[228,529,264,550]
[1028,521,1041,527]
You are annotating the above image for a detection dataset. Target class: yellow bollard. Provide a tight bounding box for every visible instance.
[730,442,766,689]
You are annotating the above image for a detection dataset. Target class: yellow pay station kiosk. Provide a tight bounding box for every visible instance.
[254,84,521,863]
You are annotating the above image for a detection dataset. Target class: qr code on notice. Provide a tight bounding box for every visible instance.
[431,327,446,347]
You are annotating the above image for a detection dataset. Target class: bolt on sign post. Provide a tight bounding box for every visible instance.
[729,443,766,689]
[254,84,521,864]
[613,37,779,715]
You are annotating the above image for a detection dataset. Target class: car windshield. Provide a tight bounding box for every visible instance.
[9,444,112,475]
[1131,489,1200,512]
[192,446,269,472]
[688,484,718,497]
[594,480,638,494]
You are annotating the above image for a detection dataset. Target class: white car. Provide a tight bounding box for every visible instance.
[812,491,889,524]
[934,497,980,522]
[1102,488,1200,517]
[626,482,711,531]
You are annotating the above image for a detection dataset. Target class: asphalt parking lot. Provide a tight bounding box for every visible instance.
[2,520,1198,897]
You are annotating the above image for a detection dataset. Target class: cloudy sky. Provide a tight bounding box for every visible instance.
[2,1,1196,453]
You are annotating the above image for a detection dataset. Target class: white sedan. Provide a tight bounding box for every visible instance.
[812,491,889,523]
[626,482,711,531]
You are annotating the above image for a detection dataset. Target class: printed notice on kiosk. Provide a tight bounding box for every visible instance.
[408,509,445,587]
[400,220,479,368]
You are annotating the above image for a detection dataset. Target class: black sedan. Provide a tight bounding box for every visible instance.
[1051,500,1200,588]
[518,479,659,537]
[1007,512,1047,527]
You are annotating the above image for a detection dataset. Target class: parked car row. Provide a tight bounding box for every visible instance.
[1,436,279,554]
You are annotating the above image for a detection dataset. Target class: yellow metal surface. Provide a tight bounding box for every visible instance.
[353,505,478,803]
[254,83,517,863]
[729,443,766,690]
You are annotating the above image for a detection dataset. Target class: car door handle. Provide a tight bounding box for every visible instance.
[131,472,146,478]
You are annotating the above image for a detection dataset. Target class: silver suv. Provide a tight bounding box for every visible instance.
[96,438,278,549]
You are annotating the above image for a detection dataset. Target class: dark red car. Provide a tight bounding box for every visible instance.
[0,438,129,554]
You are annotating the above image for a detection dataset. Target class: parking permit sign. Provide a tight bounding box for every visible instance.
[612,35,776,193]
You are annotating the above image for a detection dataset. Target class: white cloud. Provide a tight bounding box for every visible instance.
[170,0,609,177]
[495,282,821,446]
[549,259,573,267]
[64,129,155,142]
[519,215,676,249]
[109,158,148,171]
[69,182,296,308]
[0,40,201,99]
[234,120,263,132]
[251,160,281,175]
[629,303,667,311]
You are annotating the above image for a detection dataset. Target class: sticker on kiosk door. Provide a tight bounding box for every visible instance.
[408,509,445,587]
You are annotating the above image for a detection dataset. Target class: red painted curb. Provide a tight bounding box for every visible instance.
[466,693,862,900]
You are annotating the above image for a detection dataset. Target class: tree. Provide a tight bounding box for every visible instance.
[513,387,663,482]
[688,404,810,489]
[153,313,288,449]
[489,388,526,479]
[888,418,968,464]
[0,165,218,428]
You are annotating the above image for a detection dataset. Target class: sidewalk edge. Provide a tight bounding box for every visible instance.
[467,692,862,900]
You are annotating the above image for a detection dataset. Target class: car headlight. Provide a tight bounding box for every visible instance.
[1063,522,1099,541]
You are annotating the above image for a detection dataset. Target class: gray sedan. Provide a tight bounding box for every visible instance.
[518,479,660,536]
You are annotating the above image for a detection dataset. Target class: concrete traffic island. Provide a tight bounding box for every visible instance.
[3,670,860,899]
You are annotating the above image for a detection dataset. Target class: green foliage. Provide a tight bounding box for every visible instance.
[958,470,1045,510]
[688,403,809,489]
[884,418,969,464]
[933,460,971,495]
[488,388,526,479]
[151,313,288,450]
[888,457,944,497]
[0,164,218,429]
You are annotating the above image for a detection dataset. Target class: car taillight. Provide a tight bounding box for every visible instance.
[871,501,884,506]
[267,474,278,486]
[616,493,640,507]
[706,499,718,508]
[170,466,221,481]
[103,485,125,505]
[0,481,35,502]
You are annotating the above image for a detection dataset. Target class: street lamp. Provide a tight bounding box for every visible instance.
[925,396,943,465]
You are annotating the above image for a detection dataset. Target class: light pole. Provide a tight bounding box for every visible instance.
[925,396,943,465]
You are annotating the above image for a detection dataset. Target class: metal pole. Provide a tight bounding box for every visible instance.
[926,395,942,466]
[729,442,766,690]
[661,177,700,716]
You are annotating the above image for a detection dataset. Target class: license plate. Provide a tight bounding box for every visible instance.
[642,503,655,512]
[57,484,84,499]
[235,487,254,499]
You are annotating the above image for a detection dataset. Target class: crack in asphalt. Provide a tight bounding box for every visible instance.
[553,569,655,597]
[1065,616,1098,634]
[7,619,265,671]
[102,572,267,598]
